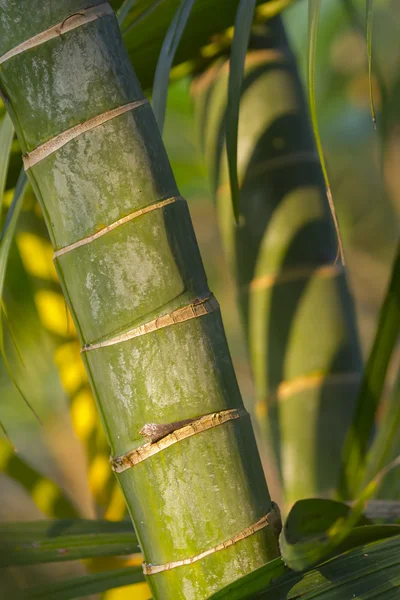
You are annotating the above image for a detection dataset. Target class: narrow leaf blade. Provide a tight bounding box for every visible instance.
[362,372,400,491]
[226,0,256,222]
[152,0,195,133]
[308,0,345,264]
[117,0,138,25]
[366,0,376,128]
[340,241,400,499]
[0,114,14,207]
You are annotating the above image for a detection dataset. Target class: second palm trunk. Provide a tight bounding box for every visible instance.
[193,18,363,506]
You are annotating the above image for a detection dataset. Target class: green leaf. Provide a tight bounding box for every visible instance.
[0,519,138,566]
[340,241,400,499]
[279,498,399,571]
[28,565,144,599]
[0,114,14,208]
[211,534,400,599]
[210,557,286,599]
[152,0,195,133]
[226,0,256,222]
[366,0,376,128]
[308,0,345,264]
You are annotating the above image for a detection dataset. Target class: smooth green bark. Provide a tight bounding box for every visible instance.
[193,19,363,505]
[0,2,279,598]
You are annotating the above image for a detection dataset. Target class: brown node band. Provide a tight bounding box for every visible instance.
[24,98,149,169]
[81,294,219,352]
[53,196,184,258]
[0,3,113,65]
[111,408,245,473]
[142,502,281,575]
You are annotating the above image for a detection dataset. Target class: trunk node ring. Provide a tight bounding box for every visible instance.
[142,502,282,575]
[81,294,220,351]
[53,195,185,258]
[0,3,113,65]
[24,98,149,170]
[111,408,248,472]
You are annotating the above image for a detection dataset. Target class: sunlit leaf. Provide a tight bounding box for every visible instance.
[256,0,297,19]
[226,0,256,222]
[308,0,345,264]
[152,0,195,133]
[340,241,400,499]
[0,438,78,519]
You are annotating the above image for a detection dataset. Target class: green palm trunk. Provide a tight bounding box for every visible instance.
[0,2,280,598]
[193,18,363,506]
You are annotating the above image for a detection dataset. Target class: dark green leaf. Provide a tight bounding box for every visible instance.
[226,0,256,222]
[279,498,364,571]
[152,0,195,133]
[210,557,286,599]
[28,565,144,599]
[0,519,138,567]
[211,534,400,599]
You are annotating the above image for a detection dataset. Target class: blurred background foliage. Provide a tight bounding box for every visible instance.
[1,0,399,597]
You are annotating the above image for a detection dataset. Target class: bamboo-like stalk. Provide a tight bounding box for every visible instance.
[0,2,280,598]
[193,19,363,506]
